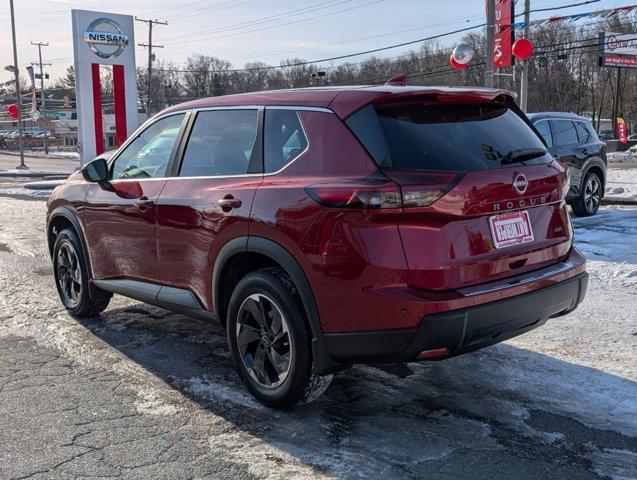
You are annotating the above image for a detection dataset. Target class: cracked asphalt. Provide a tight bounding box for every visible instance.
[0,195,635,479]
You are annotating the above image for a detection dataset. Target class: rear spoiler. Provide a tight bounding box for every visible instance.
[331,88,517,119]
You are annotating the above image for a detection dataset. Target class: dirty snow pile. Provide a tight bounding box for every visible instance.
[607,150,637,164]
[0,149,79,160]
[605,167,637,203]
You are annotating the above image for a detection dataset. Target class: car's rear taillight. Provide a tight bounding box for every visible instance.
[305,179,401,209]
[399,172,463,208]
[561,167,571,200]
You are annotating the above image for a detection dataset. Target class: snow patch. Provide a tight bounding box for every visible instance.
[134,386,180,416]
[0,149,80,160]
[0,187,52,199]
[179,375,265,410]
[607,151,637,163]
[589,447,637,480]
[605,167,637,203]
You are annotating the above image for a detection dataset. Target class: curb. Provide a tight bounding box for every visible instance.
[0,149,79,161]
[601,198,637,206]
[0,171,71,178]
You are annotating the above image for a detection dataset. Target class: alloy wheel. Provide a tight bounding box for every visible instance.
[236,293,292,389]
[584,176,600,213]
[56,242,82,307]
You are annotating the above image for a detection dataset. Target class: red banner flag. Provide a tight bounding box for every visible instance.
[493,0,514,68]
[616,117,628,144]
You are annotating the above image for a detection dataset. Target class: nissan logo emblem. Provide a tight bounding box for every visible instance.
[83,18,129,59]
[513,173,529,195]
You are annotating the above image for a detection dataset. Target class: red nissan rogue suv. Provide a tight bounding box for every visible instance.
[47,85,588,407]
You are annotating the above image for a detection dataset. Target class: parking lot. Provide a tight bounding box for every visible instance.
[0,181,634,479]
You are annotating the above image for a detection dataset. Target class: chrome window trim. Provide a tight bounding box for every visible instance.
[177,107,262,178]
[266,105,334,113]
[262,105,310,175]
[104,104,332,183]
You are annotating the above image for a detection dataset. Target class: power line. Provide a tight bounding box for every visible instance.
[159,0,355,41]
[162,0,386,45]
[139,0,241,17]
[167,0,258,22]
[228,14,485,61]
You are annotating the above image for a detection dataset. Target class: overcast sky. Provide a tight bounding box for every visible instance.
[0,0,627,85]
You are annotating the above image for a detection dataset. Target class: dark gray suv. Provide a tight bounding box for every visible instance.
[528,112,607,216]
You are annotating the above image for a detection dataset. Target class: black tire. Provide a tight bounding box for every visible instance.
[227,268,332,408]
[53,228,111,317]
[571,172,602,217]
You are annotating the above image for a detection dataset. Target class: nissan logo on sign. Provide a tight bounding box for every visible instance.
[83,18,128,59]
[513,173,529,195]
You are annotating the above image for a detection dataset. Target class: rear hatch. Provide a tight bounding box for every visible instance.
[346,93,571,291]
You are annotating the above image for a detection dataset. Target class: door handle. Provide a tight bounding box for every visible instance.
[217,196,242,211]
[136,196,155,211]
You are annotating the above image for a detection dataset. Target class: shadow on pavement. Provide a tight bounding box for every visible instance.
[72,303,637,479]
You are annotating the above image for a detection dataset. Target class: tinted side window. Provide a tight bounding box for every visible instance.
[551,120,578,146]
[575,121,591,143]
[264,109,308,173]
[346,105,391,167]
[534,120,553,147]
[180,109,258,177]
[111,113,185,180]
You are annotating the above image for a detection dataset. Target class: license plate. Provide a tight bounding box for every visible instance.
[488,210,534,249]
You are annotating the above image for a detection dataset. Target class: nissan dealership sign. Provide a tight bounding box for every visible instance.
[72,10,138,164]
[83,18,129,59]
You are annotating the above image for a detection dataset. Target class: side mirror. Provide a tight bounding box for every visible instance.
[81,157,109,184]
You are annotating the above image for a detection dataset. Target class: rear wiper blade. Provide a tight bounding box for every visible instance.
[501,147,548,164]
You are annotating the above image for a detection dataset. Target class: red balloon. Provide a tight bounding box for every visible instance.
[512,38,534,61]
[450,55,469,70]
[7,104,19,120]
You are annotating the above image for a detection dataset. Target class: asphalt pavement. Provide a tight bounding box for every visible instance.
[0,178,635,479]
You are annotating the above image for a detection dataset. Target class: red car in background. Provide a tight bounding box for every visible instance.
[46,85,588,407]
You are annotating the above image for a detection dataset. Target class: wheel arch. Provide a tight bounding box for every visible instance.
[47,207,87,260]
[583,163,606,196]
[212,236,346,375]
[47,206,104,301]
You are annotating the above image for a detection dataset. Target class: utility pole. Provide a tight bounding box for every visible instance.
[485,0,495,88]
[519,0,530,112]
[135,17,167,118]
[9,0,26,169]
[31,41,50,155]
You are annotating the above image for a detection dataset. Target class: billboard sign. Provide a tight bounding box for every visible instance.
[599,31,637,68]
[601,32,637,56]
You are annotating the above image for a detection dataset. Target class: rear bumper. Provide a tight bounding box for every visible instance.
[323,263,588,365]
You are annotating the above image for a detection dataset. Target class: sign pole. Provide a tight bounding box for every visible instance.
[485,0,495,88]
[613,67,621,139]
[519,0,530,112]
[9,0,26,169]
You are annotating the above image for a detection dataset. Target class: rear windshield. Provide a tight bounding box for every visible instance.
[346,103,551,171]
